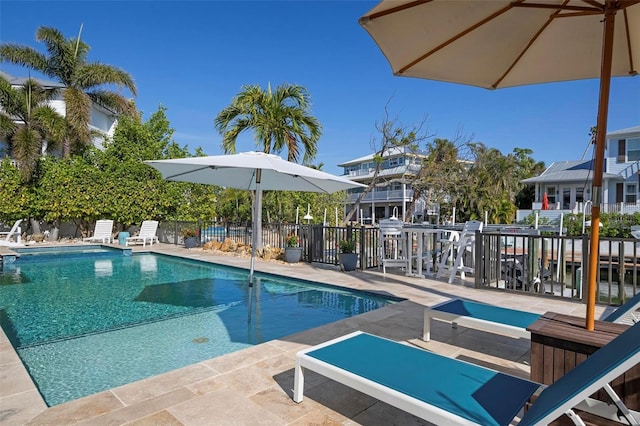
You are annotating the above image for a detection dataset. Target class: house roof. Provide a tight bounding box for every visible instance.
[337,146,427,167]
[608,126,640,137]
[521,159,621,184]
[0,71,65,89]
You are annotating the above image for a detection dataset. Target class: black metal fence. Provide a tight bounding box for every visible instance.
[475,231,640,305]
[158,220,640,305]
[157,220,381,270]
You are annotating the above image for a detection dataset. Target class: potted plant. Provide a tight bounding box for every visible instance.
[338,237,358,271]
[182,228,199,249]
[284,233,303,263]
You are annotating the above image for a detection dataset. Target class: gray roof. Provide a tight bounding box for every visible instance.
[0,70,65,89]
[338,146,427,167]
[608,125,640,137]
[521,159,621,184]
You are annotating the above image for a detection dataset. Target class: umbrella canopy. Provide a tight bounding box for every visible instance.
[145,152,365,282]
[359,0,638,88]
[360,0,638,330]
[542,193,550,210]
[145,151,363,193]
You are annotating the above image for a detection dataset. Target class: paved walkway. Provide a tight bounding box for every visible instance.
[0,244,608,425]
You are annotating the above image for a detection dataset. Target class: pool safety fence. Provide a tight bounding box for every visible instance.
[157,220,640,307]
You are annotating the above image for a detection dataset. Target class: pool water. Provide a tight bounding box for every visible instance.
[0,248,396,406]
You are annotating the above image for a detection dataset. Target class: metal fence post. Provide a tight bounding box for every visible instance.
[581,234,590,303]
[359,226,365,271]
[174,220,178,245]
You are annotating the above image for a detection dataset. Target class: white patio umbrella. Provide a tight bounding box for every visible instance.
[360,0,639,330]
[145,151,365,283]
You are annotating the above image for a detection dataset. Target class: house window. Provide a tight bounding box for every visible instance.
[575,188,584,204]
[562,188,571,210]
[388,157,400,167]
[627,138,640,161]
[618,139,626,162]
[546,186,556,204]
[626,183,637,203]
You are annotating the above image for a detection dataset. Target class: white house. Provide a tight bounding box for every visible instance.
[338,146,433,223]
[0,71,119,158]
[521,125,640,215]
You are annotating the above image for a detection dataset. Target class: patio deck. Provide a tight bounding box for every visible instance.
[0,243,608,425]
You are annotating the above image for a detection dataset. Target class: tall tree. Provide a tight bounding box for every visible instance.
[0,75,65,180]
[0,26,137,157]
[214,83,321,163]
[214,83,322,249]
[410,138,468,223]
[344,104,432,224]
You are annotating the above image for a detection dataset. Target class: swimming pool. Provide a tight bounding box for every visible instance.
[0,246,398,406]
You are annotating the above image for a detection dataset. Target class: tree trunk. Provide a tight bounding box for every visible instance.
[50,219,61,241]
[29,218,41,235]
[62,136,71,159]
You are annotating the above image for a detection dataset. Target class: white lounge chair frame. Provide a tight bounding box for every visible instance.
[126,220,159,247]
[83,219,114,244]
[423,295,640,342]
[0,219,22,244]
[293,330,640,425]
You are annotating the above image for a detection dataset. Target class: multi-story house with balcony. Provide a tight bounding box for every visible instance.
[520,125,640,218]
[0,71,119,160]
[338,146,432,223]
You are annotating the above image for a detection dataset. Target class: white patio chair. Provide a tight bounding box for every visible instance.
[378,218,408,275]
[126,220,159,247]
[83,220,114,244]
[436,220,483,283]
[0,219,23,245]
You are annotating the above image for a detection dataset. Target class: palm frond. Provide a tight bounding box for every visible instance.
[77,63,137,95]
[63,87,91,143]
[87,90,134,115]
[0,44,49,73]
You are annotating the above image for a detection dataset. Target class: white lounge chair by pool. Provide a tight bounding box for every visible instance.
[423,294,640,342]
[83,220,114,244]
[294,328,640,425]
[0,219,23,246]
[126,220,159,247]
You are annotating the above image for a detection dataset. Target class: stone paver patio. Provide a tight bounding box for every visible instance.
[0,243,608,425]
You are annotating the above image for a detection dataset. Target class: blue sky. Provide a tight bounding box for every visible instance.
[1,0,639,175]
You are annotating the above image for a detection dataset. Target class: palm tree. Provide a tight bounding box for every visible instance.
[0,75,65,180]
[214,83,322,249]
[0,26,137,158]
[214,83,321,163]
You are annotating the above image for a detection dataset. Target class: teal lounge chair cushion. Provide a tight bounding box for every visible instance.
[433,299,541,329]
[307,333,539,426]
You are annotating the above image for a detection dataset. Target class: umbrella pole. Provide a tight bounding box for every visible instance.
[249,169,262,286]
[586,7,616,331]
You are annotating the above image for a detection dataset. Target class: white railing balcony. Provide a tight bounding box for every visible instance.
[346,189,414,203]
[600,202,640,214]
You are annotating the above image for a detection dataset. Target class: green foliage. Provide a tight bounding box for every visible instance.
[0,26,137,157]
[0,76,66,180]
[519,211,640,238]
[0,105,219,234]
[286,233,299,247]
[339,236,356,253]
[181,228,199,238]
[448,145,545,223]
[0,160,31,222]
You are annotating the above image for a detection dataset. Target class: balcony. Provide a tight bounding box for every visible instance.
[345,164,422,179]
[346,189,414,203]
